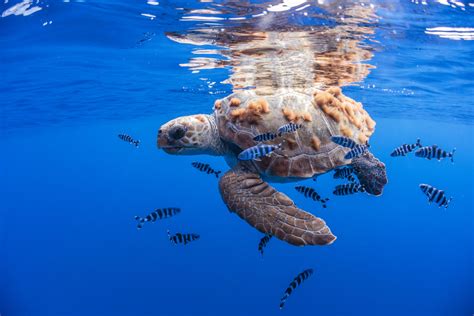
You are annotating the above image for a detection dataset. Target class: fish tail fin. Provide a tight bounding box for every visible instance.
[134,140,140,147]
[450,148,456,162]
[446,197,453,208]
[134,216,144,230]
[215,171,222,178]
[416,138,422,147]
[279,295,289,309]
[277,140,286,150]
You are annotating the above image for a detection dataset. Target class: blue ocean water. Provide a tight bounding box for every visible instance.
[1,1,473,316]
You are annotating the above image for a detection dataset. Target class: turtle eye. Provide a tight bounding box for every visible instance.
[168,125,187,140]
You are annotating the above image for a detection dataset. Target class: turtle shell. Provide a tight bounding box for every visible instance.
[212,87,376,179]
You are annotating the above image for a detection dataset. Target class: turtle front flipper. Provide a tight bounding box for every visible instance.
[218,164,336,246]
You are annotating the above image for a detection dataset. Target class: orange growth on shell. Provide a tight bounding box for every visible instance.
[214,100,222,110]
[366,116,376,131]
[314,87,376,142]
[230,98,241,107]
[230,108,245,118]
[282,107,297,122]
[311,135,321,151]
[247,101,260,111]
[327,86,342,97]
[301,112,313,122]
[358,133,368,144]
[339,124,354,137]
[257,98,270,113]
[321,105,343,123]
[314,91,332,107]
[229,99,268,124]
[195,115,206,123]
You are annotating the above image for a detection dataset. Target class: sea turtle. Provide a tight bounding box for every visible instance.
[159,3,385,246]
[157,86,387,246]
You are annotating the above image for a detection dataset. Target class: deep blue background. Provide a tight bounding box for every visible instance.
[1,1,473,315]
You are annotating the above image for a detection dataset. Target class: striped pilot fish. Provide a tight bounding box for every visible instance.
[253,132,277,142]
[344,144,369,160]
[419,184,452,208]
[295,186,329,208]
[277,122,303,136]
[237,143,283,161]
[391,139,422,157]
[167,230,200,245]
[333,183,365,196]
[415,145,455,162]
[134,207,180,230]
[279,268,314,309]
[333,166,354,180]
[118,134,140,147]
[191,162,221,178]
[258,234,272,256]
[331,135,356,149]
[346,174,357,183]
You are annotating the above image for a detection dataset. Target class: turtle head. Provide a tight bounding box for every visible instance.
[157,114,221,155]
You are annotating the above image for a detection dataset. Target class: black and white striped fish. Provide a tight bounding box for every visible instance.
[346,174,357,183]
[333,166,354,179]
[331,135,356,149]
[134,208,180,230]
[415,145,455,162]
[258,234,272,256]
[191,162,221,178]
[277,123,303,136]
[295,186,329,208]
[391,139,422,157]
[279,268,314,310]
[253,132,277,142]
[419,184,452,208]
[118,134,140,147]
[333,183,365,196]
[238,143,282,161]
[344,144,369,160]
[167,230,200,245]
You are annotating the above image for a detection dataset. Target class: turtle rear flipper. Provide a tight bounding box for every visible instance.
[352,151,388,196]
[219,164,336,246]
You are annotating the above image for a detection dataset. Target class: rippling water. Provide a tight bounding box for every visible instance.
[1,0,473,131]
[1,1,473,316]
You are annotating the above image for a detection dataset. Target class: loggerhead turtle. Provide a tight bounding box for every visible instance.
[157,86,387,246]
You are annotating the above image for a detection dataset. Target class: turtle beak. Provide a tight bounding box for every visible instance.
[157,128,168,148]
